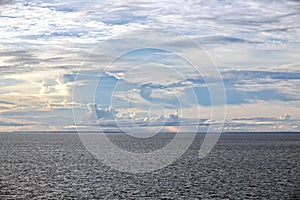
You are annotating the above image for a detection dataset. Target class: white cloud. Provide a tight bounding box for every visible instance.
[280,113,291,121]
[80,103,117,125]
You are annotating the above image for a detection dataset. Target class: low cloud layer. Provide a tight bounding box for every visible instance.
[79,103,182,128]
[75,103,300,132]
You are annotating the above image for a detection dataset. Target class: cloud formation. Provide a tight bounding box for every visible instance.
[0,0,299,131]
[79,103,182,129]
[76,103,300,132]
[80,103,116,125]
[280,113,291,121]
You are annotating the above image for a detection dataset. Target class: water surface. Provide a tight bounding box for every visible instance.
[0,133,299,199]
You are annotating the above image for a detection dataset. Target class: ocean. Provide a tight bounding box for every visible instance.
[0,132,299,199]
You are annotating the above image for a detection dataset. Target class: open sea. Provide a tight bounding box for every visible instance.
[0,132,299,199]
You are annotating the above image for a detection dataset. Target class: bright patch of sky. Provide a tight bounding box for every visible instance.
[0,0,299,131]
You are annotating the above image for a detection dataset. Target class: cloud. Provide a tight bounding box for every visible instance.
[0,100,14,105]
[79,103,183,128]
[0,121,28,127]
[39,73,74,96]
[222,69,300,81]
[178,67,300,106]
[77,102,300,132]
[69,64,300,124]
[0,117,43,132]
[280,113,291,121]
[0,101,14,112]
[1,0,299,131]
[219,67,300,105]
[0,0,13,5]
[197,36,257,45]
[223,114,300,132]
[80,103,117,125]
[0,106,9,110]
[139,83,181,108]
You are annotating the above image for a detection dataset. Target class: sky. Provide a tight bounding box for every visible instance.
[0,0,299,132]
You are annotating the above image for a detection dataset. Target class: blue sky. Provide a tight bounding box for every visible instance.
[0,0,299,132]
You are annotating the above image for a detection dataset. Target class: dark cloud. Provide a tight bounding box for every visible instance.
[197,36,258,45]
[0,121,29,127]
[222,70,300,81]
[0,106,9,110]
[0,50,39,74]
[262,26,300,33]
[0,100,14,105]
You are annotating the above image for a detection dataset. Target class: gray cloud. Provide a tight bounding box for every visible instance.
[222,70,300,81]
[0,0,13,5]
[0,49,39,74]
[0,121,29,127]
[0,100,14,105]
[0,106,9,110]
